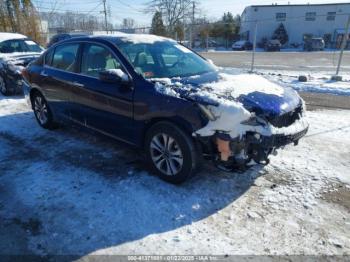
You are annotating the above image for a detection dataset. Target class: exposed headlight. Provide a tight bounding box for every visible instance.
[198,104,217,121]
[301,100,307,116]
[241,114,267,126]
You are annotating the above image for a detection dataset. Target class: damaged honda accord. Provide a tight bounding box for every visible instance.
[22,33,309,184]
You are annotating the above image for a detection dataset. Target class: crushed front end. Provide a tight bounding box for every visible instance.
[0,54,40,95]
[196,102,309,171]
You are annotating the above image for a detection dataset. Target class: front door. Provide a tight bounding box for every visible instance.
[70,42,135,143]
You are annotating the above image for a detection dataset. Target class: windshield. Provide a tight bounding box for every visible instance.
[0,39,43,54]
[116,40,216,79]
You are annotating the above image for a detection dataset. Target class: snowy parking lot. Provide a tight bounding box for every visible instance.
[0,92,349,257]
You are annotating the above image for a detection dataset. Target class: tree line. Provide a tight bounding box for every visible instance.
[0,0,241,47]
[149,0,240,48]
[0,0,43,43]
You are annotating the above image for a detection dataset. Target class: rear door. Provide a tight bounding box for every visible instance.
[28,43,80,119]
[70,42,135,142]
[40,43,80,118]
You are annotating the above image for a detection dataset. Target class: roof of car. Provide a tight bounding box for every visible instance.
[269,39,281,43]
[234,41,247,45]
[64,32,175,45]
[0,32,27,43]
[53,33,89,37]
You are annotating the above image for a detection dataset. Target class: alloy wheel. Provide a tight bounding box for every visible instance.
[34,96,48,125]
[150,133,184,176]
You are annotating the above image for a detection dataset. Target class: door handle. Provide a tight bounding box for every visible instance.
[40,71,48,77]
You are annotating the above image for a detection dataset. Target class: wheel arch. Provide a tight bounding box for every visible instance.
[29,88,43,109]
[142,116,196,147]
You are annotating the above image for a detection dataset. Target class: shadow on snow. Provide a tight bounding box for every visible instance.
[0,110,264,257]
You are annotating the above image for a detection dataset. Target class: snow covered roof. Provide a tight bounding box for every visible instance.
[92,31,174,44]
[0,33,27,43]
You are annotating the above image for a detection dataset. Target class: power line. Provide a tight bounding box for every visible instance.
[109,0,145,14]
[34,6,102,13]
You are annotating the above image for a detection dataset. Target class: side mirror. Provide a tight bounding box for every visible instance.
[99,69,130,84]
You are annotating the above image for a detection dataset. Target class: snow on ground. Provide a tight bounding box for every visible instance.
[0,95,349,257]
[221,67,350,96]
[264,72,350,96]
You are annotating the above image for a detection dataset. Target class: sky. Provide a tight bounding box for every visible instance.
[33,0,350,27]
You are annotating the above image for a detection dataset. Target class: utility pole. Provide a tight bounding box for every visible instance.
[182,0,186,44]
[206,31,209,52]
[250,21,258,73]
[335,14,350,78]
[190,1,195,49]
[102,0,108,34]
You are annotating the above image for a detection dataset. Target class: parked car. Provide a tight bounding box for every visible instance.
[303,37,325,51]
[47,33,89,48]
[0,33,43,96]
[264,39,281,51]
[232,40,253,51]
[22,34,309,184]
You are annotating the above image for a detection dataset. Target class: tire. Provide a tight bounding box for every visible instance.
[0,75,9,96]
[31,91,56,129]
[145,122,199,184]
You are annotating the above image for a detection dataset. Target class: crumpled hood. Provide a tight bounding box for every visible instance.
[0,52,41,67]
[153,71,301,117]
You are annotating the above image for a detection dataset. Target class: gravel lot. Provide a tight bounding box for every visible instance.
[0,94,349,259]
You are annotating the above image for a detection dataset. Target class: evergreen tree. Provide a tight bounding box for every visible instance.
[150,11,166,36]
[222,12,235,48]
[210,12,240,48]
[272,23,289,45]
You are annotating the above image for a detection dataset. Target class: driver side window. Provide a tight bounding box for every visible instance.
[80,43,122,78]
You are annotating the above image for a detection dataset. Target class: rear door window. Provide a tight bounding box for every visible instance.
[51,43,79,72]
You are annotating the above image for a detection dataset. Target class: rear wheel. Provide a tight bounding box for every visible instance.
[0,76,9,96]
[145,122,199,184]
[32,92,56,129]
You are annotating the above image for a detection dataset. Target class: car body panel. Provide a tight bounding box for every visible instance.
[68,72,135,142]
[157,71,301,117]
[25,37,204,147]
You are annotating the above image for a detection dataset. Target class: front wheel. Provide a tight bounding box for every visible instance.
[32,92,56,129]
[145,122,199,184]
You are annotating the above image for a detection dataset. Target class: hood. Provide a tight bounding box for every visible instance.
[0,52,41,73]
[153,71,301,117]
[0,52,41,65]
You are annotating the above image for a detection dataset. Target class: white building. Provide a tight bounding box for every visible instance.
[240,3,350,48]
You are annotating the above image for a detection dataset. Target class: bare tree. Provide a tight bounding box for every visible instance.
[121,18,135,29]
[0,0,43,43]
[0,1,9,31]
[40,11,107,32]
[146,0,193,33]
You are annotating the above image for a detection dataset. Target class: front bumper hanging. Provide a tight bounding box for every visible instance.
[201,126,309,172]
